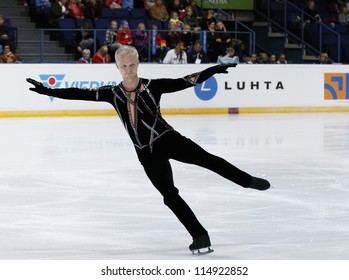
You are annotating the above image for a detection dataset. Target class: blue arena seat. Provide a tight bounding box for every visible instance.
[130,8,147,19]
[129,18,145,30]
[75,18,93,28]
[114,8,130,19]
[304,23,320,49]
[146,19,162,30]
[334,24,349,35]
[58,18,76,46]
[4,18,12,27]
[94,19,110,47]
[341,35,349,62]
[101,7,113,19]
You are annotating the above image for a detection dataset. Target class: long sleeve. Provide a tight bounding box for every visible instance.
[149,64,233,94]
[32,85,113,103]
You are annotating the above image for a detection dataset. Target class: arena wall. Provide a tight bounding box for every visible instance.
[1,63,349,117]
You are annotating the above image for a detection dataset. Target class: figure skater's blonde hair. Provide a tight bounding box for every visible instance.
[115,45,139,63]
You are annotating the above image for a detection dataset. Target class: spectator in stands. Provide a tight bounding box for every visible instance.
[105,20,122,55]
[91,45,111,63]
[0,15,13,50]
[187,0,204,21]
[105,0,122,9]
[206,20,220,62]
[67,0,85,19]
[150,0,169,22]
[118,20,133,46]
[166,0,186,17]
[31,0,51,27]
[230,37,243,57]
[49,0,70,27]
[247,53,258,64]
[169,10,184,30]
[217,47,239,65]
[215,21,231,50]
[187,40,208,64]
[133,22,149,62]
[327,0,339,17]
[205,20,231,62]
[304,0,322,24]
[180,24,196,50]
[269,54,277,64]
[343,0,349,10]
[317,52,332,64]
[145,0,156,10]
[73,19,94,60]
[276,52,287,64]
[0,44,18,63]
[338,5,349,24]
[200,9,216,30]
[182,5,201,31]
[78,49,92,63]
[163,40,187,63]
[165,21,181,49]
[84,0,103,20]
[122,0,134,9]
[259,52,270,64]
[150,23,167,62]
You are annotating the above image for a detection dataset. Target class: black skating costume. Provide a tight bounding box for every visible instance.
[27,64,269,253]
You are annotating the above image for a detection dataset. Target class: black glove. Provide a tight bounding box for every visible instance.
[195,63,237,84]
[26,78,46,94]
[213,63,237,74]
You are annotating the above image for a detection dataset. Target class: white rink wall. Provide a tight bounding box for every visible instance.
[1,63,349,116]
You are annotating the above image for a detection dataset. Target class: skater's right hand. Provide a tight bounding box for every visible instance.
[214,63,237,74]
[26,78,46,94]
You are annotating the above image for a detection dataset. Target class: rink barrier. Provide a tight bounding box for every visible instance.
[0,110,117,118]
[164,106,349,114]
[1,106,349,118]
[2,64,349,117]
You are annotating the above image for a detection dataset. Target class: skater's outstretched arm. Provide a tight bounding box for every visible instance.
[149,63,237,94]
[26,78,113,102]
[190,63,237,85]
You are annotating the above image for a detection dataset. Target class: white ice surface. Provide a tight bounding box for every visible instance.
[0,113,348,260]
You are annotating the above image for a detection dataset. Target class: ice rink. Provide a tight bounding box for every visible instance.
[0,113,348,260]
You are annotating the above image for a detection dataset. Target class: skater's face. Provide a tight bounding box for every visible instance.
[116,55,139,81]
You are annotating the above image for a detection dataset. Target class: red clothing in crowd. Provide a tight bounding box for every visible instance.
[105,0,122,8]
[118,30,133,45]
[91,51,111,63]
[67,2,84,18]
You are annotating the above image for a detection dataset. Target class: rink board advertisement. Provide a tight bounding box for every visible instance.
[1,63,349,116]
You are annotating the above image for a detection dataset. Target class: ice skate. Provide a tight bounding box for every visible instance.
[189,235,214,255]
[247,176,270,191]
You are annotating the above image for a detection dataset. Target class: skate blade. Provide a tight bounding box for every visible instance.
[191,247,214,256]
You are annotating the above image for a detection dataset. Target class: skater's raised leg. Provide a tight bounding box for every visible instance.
[165,133,271,191]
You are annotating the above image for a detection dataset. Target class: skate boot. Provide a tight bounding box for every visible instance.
[247,176,270,191]
[189,234,214,255]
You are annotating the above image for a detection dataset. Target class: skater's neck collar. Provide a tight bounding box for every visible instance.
[121,78,142,93]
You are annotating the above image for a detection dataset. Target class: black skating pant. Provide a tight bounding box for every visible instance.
[136,131,252,238]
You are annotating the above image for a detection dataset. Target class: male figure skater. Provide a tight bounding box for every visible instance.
[27,45,270,255]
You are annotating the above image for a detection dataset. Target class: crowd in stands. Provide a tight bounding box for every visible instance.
[1,0,344,64]
[23,0,247,64]
[0,15,19,63]
[274,0,349,28]
[298,0,349,24]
